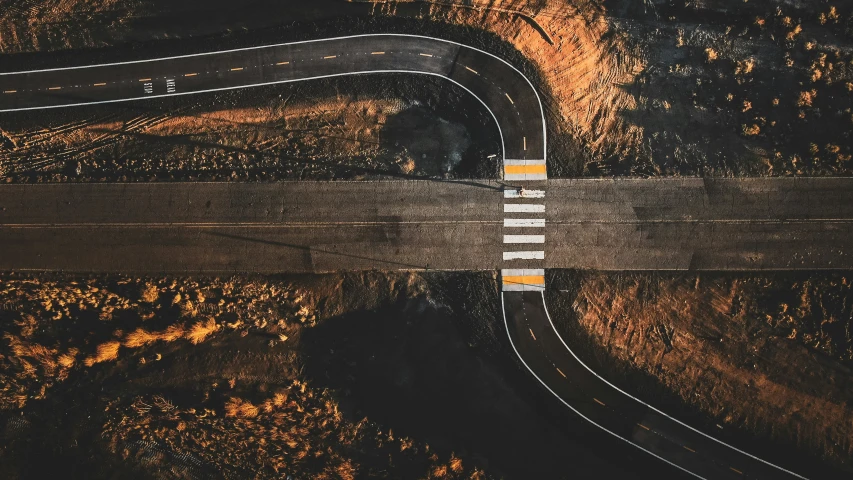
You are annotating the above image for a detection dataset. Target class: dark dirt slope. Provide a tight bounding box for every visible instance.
[0,272,652,480]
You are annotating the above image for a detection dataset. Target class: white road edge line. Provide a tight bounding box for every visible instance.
[500,293,705,480]
[539,293,808,479]
[0,33,547,159]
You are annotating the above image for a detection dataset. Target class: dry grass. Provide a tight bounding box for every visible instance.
[84,340,121,366]
[187,317,219,345]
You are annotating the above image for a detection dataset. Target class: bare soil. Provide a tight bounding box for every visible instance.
[546,270,853,477]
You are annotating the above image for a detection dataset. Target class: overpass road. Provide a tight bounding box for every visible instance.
[0,34,833,478]
[1,178,851,273]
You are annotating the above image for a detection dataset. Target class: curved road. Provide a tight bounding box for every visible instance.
[0,34,811,478]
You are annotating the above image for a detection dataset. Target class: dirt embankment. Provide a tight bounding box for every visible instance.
[546,270,853,475]
[0,74,498,182]
[0,272,647,480]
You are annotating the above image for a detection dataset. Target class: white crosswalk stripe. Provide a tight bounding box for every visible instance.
[505,204,545,213]
[504,235,545,244]
[504,218,545,228]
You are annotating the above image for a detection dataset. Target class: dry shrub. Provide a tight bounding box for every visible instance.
[186,317,218,344]
[225,397,259,418]
[140,283,159,303]
[84,341,121,366]
[449,454,463,474]
[797,89,817,107]
[742,124,761,136]
[124,328,159,348]
[57,350,77,369]
[704,48,718,62]
[160,324,186,342]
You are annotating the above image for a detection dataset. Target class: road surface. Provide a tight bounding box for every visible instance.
[1,178,851,273]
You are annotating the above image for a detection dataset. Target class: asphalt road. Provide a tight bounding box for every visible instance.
[503,291,807,479]
[2,178,852,273]
[0,34,545,161]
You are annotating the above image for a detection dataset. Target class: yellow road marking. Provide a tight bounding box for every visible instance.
[3,90,17,94]
[730,467,743,475]
[529,328,536,340]
[323,55,337,59]
[184,73,198,77]
[593,398,605,406]
[505,93,514,104]
[465,66,479,74]
[276,61,290,65]
[556,368,566,378]
[504,164,547,175]
[48,87,61,90]
[93,83,106,86]
[371,52,385,55]
[637,423,650,431]
[502,275,545,286]
[138,78,151,82]
[419,53,433,57]
[523,136,527,151]
[230,67,243,71]
[683,446,696,453]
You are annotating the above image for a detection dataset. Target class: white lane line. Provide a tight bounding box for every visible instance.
[230,67,244,71]
[465,66,479,74]
[323,55,337,59]
[505,93,514,104]
[505,204,545,213]
[48,87,62,90]
[529,328,537,340]
[504,235,545,244]
[371,52,385,55]
[523,136,527,151]
[184,73,198,77]
[504,189,545,199]
[3,90,16,93]
[504,218,545,228]
[276,61,290,65]
[419,53,433,57]
[503,251,545,260]
[93,83,107,86]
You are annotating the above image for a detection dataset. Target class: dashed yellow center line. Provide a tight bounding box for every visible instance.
[48,87,62,90]
[3,90,17,94]
[593,398,605,406]
[505,93,514,104]
[276,61,290,65]
[528,328,536,341]
[230,67,244,72]
[419,53,433,57]
[371,52,385,55]
[556,368,566,378]
[323,55,337,60]
[637,423,650,431]
[683,446,696,453]
[729,467,743,475]
[465,66,479,75]
[138,78,151,82]
[184,73,198,77]
[93,83,107,87]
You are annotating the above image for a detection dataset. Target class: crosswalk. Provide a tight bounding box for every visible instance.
[501,182,546,291]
